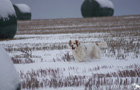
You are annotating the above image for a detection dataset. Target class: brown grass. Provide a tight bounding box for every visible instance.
[20,67,140,89]
[17,15,140,35]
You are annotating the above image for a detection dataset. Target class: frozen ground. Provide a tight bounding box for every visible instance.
[0,15,140,90]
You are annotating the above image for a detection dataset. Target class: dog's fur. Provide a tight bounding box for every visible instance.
[69,40,107,62]
[132,83,140,90]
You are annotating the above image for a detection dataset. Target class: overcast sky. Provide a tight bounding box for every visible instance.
[10,0,140,19]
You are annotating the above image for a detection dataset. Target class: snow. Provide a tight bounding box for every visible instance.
[15,57,140,76]
[0,32,139,90]
[96,0,114,9]
[1,34,139,74]
[0,0,16,18]
[0,46,20,90]
[0,33,106,44]
[14,4,31,13]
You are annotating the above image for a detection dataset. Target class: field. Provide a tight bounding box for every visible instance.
[0,15,140,90]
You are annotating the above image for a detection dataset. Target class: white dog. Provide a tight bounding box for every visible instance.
[69,40,107,62]
[132,83,140,90]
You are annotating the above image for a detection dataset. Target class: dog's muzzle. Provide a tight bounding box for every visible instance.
[72,46,75,50]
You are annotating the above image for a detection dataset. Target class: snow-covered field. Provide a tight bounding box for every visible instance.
[0,15,140,90]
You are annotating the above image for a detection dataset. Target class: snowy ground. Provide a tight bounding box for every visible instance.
[0,15,140,90]
[0,32,140,90]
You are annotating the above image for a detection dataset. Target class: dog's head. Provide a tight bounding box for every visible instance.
[69,40,80,50]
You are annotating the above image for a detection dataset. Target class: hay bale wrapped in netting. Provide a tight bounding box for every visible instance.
[0,0,17,39]
[81,0,114,17]
[13,4,31,20]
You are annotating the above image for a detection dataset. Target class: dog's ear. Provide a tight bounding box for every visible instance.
[69,40,72,46]
[75,40,80,46]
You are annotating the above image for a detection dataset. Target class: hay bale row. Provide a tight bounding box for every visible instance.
[0,0,31,39]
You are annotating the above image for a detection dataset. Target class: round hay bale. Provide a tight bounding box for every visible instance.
[0,46,20,90]
[81,0,114,17]
[13,4,31,20]
[0,0,17,39]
